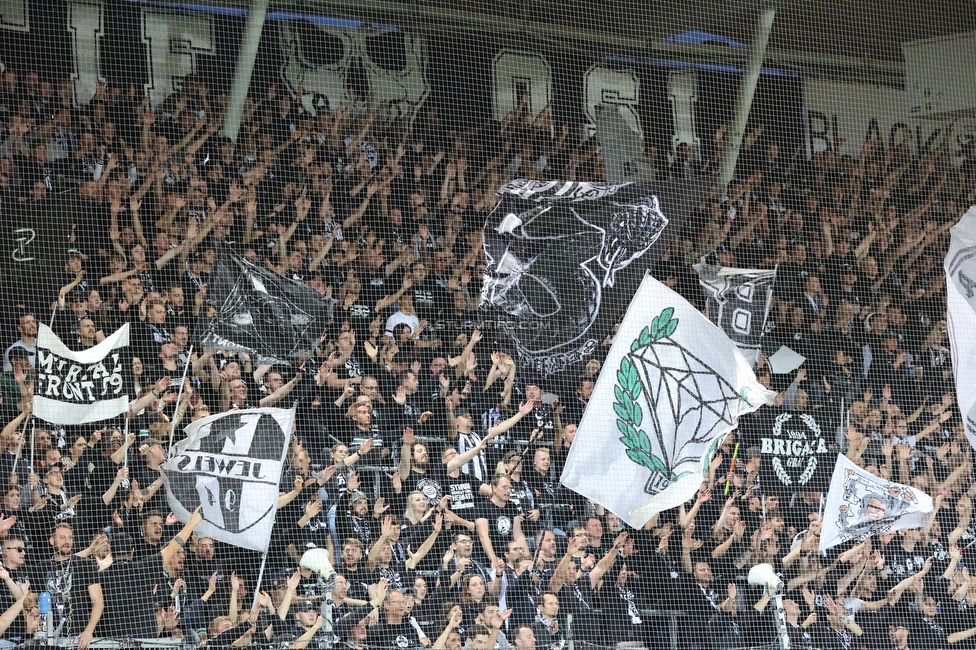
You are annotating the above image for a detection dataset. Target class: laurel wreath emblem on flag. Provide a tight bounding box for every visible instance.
[770,412,820,486]
[615,308,679,481]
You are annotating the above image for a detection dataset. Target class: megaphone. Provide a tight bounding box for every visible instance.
[748,563,782,592]
[748,563,790,650]
[300,548,336,580]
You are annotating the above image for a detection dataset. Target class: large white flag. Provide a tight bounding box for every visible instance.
[946,205,976,450]
[33,323,130,425]
[820,454,933,551]
[162,408,294,553]
[560,274,775,528]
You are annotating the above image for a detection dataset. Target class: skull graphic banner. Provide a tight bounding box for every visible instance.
[480,177,710,376]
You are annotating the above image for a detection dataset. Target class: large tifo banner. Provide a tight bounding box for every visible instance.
[34,324,130,425]
[162,408,294,553]
[695,262,775,366]
[201,247,337,366]
[945,205,976,450]
[820,454,933,551]
[480,177,710,375]
[560,274,775,528]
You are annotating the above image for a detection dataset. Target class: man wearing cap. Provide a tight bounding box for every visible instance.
[511,381,555,445]
[273,598,329,649]
[337,484,375,549]
[38,462,82,526]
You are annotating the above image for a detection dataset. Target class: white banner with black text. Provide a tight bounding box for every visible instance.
[33,323,130,425]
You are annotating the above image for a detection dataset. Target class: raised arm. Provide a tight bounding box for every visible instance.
[589,532,627,589]
[259,369,303,407]
[486,400,534,438]
[162,505,204,566]
[548,535,586,593]
[405,513,443,569]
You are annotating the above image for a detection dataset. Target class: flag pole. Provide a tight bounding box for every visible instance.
[11,415,30,474]
[724,442,740,495]
[29,417,36,474]
[252,552,269,609]
[167,345,193,453]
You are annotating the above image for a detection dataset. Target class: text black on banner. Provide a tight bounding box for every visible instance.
[33,323,130,425]
[161,408,294,553]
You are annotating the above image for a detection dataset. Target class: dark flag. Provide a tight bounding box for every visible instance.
[199,246,336,365]
[758,410,834,495]
[480,177,711,376]
[695,262,776,366]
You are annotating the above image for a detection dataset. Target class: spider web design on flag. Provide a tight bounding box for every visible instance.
[628,338,742,494]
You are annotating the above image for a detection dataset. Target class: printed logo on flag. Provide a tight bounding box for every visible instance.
[481,178,709,376]
[834,467,922,540]
[165,412,287,535]
[560,275,774,529]
[761,412,831,488]
[614,307,742,495]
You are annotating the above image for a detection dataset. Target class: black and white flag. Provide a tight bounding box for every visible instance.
[200,247,336,365]
[695,262,775,366]
[820,454,933,551]
[481,177,709,376]
[34,323,130,425]
[757,410,833,495]
[162,408,294,552]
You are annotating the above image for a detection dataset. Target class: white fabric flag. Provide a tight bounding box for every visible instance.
[162,408,294,552]
[560,274,775,528]
[946,205,976,450]
[33,323,130,425]
[820,453,933,551]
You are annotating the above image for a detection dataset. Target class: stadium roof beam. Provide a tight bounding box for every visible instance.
[289,0,905,85]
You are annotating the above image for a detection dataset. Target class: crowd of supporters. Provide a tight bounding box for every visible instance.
[0,59,973,650]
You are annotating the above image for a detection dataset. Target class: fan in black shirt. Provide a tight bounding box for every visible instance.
[365,589,430,649]
[475,476,526,567]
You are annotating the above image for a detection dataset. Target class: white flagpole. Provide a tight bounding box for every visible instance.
[252,552,269,609]
[29,417,35,474]
[167,345,193,453]
[11,415,29,474]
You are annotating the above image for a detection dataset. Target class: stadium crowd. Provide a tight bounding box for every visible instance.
[0,57,973,650]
